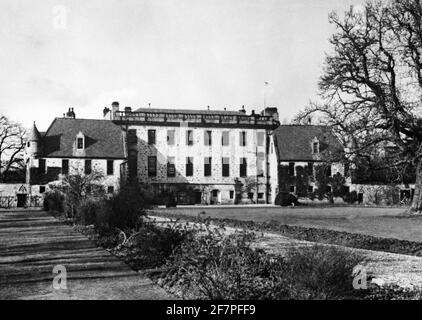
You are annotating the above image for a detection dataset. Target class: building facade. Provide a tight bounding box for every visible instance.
[24,111,127,206]
[110,103,279,204]
[270,125,350,201]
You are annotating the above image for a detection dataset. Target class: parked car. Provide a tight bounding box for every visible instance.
[275,192,299,207]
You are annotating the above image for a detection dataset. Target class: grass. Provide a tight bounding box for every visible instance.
[150,206,422,242]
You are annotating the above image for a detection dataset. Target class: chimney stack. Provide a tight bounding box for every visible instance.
[111,101,119,120]
[65,107,75,119]
[239,105,246,114]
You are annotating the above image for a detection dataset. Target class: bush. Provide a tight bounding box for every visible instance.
[165,192,177,208]
[279,245,365,299]
[43,190,65,214]
[275,192,299,206]
[105,183,153,229]
[77,198,109,226]
[114,222,190,270]
[158,222,366,300]
[160,226,284,299]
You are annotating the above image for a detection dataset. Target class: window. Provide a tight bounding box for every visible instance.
[240,131,247,146]
[167,157,176,177]
[39,159,46,174]
[62,159,69,175]
[289,185,295,193]
[222,131,230,146]
[326,165,332,177]
[204,157,212,176]
[257,132,265,147]
[313,141,319,154]
[258,192,264,199]
[77,137,84,149]
[307,162,314,176]
[288,162,295,176]
[257,152,264,177]
[204,131,212,146]
[229,190,234,199]
[186,157,193,176]
[148,156,157,177]
[148,129,156,145]
[344,163,350,176]
[85,160,92,174]
[167,130,175,145]
[222,157,230,177]
[27,142,30,147]
[107,160,114,175]
[327,185,332,193]
[308,185,314,193]
[240,158,247,177]
[128,150,137,178]
[39,186,46,193]
[186,130,194,146]
[107,186,114,194]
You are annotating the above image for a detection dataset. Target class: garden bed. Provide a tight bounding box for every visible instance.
[150,211,422,257]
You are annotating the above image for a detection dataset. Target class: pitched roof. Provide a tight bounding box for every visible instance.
[28,122,41,141]
[272,125,343,161]
[41,118,126,159]
[134,107,246,116]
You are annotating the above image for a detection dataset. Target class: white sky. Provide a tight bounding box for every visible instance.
[0,0,364,131]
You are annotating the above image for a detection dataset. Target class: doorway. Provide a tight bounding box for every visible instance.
[194,191,202,204]
[17,194,27,208]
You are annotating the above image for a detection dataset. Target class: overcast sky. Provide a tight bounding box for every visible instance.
[0,0,364,131]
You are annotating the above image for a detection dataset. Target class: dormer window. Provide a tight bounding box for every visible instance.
[312,137,319,154]
[76,132,85,150]
[77,138,84,149]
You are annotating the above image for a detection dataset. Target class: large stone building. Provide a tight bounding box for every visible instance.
[269,125,349,199]
[109,102,279,204]
[25,109,127,202]
[20,102,354,207]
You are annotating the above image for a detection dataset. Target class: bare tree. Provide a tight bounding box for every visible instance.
[295,0,422,213]
[0,115,26,182]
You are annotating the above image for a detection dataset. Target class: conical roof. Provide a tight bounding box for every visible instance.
[28,122,41,141]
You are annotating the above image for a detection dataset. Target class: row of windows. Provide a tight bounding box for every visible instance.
[38,159,115,175]
[147,156,264,178]
[287,162,332,177]
[38,185,115,194]
[147,129,266,147]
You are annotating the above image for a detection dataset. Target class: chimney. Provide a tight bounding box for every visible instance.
[239,105,246,114]
[65,107,76,119]
[261,107,279,122]
[207,105,210,111]
[103,107,110,119]
[111,101,119,120]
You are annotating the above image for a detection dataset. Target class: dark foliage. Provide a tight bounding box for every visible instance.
[275,192,299,206]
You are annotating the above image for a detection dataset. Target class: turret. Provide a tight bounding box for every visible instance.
[27,121,42,157]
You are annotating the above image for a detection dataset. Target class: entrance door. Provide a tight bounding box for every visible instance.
[17,194,27,208]
[194,191,202,204]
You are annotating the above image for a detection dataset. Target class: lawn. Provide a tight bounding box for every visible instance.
[150,206,422,242]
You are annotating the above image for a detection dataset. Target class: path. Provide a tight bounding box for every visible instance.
[0,209,172,300]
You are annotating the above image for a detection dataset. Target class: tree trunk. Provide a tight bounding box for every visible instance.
[409,160,422,213]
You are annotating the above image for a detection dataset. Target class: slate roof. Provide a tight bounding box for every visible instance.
[41,118,126,159]
[28,122,41,141]
[272,125,343,161]
[134,107,246,116]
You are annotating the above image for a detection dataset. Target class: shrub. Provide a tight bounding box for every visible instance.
[160,226,285,299]
[43,190,65,214]
[158,222,366,300]
[77,198,108,226]
[165,192,177,208]
[105,183,153,229]
[278,245,366,299]
[115,221,190,270]
[275,192,299,206]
